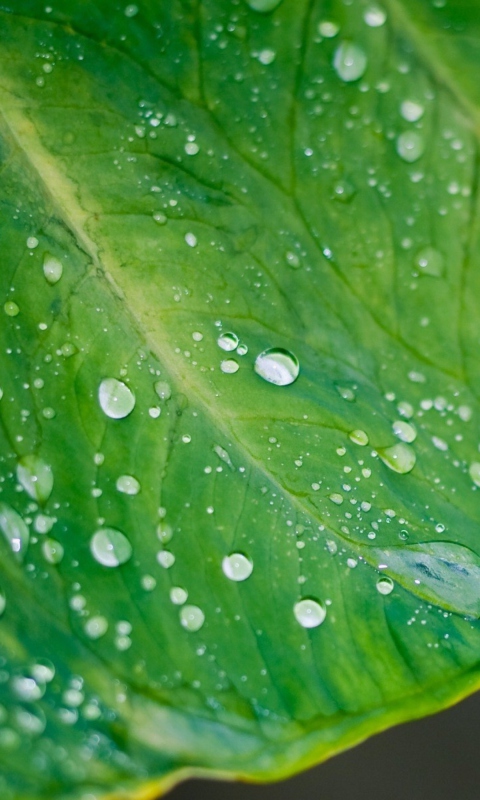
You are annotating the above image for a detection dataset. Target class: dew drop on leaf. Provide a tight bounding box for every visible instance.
[170,587,188,605]
[4,301,19,317]
[400,99,425,122]
[318,20,339,38]
[116,475,141,495]
[245,0,283,12]
[0,590,5,617]
[217,332,239,352]
[16,455,53,503]
[349,429,369,446]
[221,359,239,374]
[415,246,444,277]
[333,42,368,83]
[42,538,64,564]
[84,616,108,640]
[364,5,387,26]
[396,131,425,162]
[293,598,327,628]
[378,443,416,474]
[222,553,254,582]
[469,462,480,487]
[392,420,417,443]
[98,378,135,419]
[154,380,171,400]
[254,347,299,386]
[90,528,133,567]
[157,550,175,568]
[376,576,394,595]
[42,253,63,284]
[180,605,205,632]
[0,504,29,560]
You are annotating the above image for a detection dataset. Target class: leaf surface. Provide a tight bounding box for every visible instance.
[1,1,480,798]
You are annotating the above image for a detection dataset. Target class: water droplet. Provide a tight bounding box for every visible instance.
[84,615,108,639]
[30,659,55,683]
[469,462,480,487]
[180,605,205,632]
[141,574,156,591]
[124,4,138,17]
[192,331,203,342]
[0,503,29,559]
[4,300,19,317]
[335,383,356,401]
[17,455,53,503]
[157,550,175,568]
[185,232,197,247]
[285,251,301,268]
[185,141,200,155]
[378,443,416,474]
[349,429,369,446]
[396,131,425,162]
[153,211,167,224]
[157,523,173,543]
[246,0,283,12]
[116,475,141,495]
[237,343,248,356]
[376,576,394,595]
[414,247,444,277]
[0,590,5,617]
[331,179,356,202]
[254,347,299,386]
[400,100,424,122]
[364,5,387,26]
[397,401,414,419]
[222,553,253,582]
[42,538,64,564]
[221,359,239,374]
[217,332,239,351]
[90,528,132,567]
[98,378,135,419]
[154,380,171,400]
[392,420,417,443]
[318,20,339,38]
[293,598,326,628]
[170,586,188,605]
[257,48,276,65]
[12,675,44,702]
[333,42,368,83]
[329,492,343,505]
[43,253,63,284]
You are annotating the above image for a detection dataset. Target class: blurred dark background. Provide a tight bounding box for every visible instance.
[169,691,480,800]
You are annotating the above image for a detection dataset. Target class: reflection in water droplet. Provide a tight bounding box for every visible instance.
[180,605,205,631]
[378,443,416,474]
[170,587,188,605]
[43,253,63,284]
[400,99,424,122]
[17,455,53,503]
[255,347,299,386]
[116,475,141,495]
[84,616,108,639]
[294,598,326,628]
[415,247,444,277]
[154,380,172,400]
[333,42,368,82]
[0,503,29,559]
[42,538,64,564]
[364,5,387,26]
[376,576,394,595]
[222,553,253,582]
[396,131,425,162]
[221,359,239,374]
[349,429,368,446]
[90,528,132,567]
[469,462,480,487]
[217,332,239,351]
[392,420,417,443]
[99,378,135,419]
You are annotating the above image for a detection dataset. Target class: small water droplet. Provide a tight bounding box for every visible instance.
[42,538,64,564]
[378,443,416,474]
[400,100,424,122]
[185,232,197,247]
[335,383,356,401]
[124,4,138,17]
[222,553,253,582]
[27,236,39,249]
[116,475,141,495]
[30,659,55,683]
[376,576,394,595]
[84,615,108,639]
[221,359,239,374]
[217,332,239,351]
[333,42,368,83]
[185,141,200,155]
[17,455,53,503]
[153,211,167,224]
[0,590,5,617]
[392,420,417,443]
[90,528,132,567]
[414,246,444,277]
[285,250,301,268]
[294,598,326,628]
[349,429,369,446]
[157,550,175,568]
[318,20,339,38]
[257,48,276,65]
[157,523,173,543]
[154,380,171,400]
[12,675,44,702]
[364,5,387,26]
[254,347,299,386]
[43,253,63,284]
[98,378,135,419]
[329,492,343,505]
[396,131,425,162]
[180,605,205,631]
[4,301,19,317]
[397,401,414,419]
[170,586,188,605]
[331,179,356,202]
[237,343,248,356]
[469,462,480,487]
[245,0,283,12]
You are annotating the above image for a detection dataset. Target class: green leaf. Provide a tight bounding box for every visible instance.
[1,1,480,798]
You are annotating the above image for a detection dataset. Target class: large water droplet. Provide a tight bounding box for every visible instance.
[180,605,205,631]
[116,475,141,495]
[0,503,29,560]
[99,378,135,419]
[254,347,299,386]
[414,246,444,277]
[170,586,188,605]
[376,576,394,595]
[217,332,239,352]
[17,455,53,503]
[378,443,416,474]
[294,598,326,628]
[43,253,63,285]
[396,131,425,162]
[392,420,417,443]
[90,528,132,567]
[333,42,368,82]
[222,553,253,582]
